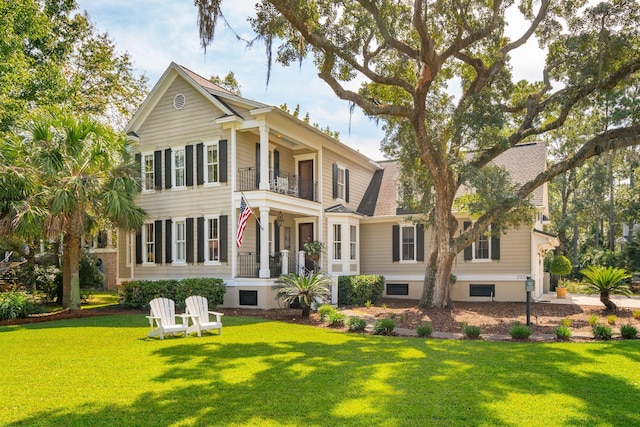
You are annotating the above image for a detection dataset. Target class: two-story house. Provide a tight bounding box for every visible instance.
[118,62,557,309]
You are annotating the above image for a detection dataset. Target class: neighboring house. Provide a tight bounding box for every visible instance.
[118,62,558,309]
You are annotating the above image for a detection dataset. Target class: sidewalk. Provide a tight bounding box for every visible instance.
[339,293,640,341]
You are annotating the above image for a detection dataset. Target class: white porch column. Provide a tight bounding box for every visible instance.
[259,125,270,190]
[297,251,306,275]
[281,250,289,274]
[259,206,271,278]
[331,277,338,305]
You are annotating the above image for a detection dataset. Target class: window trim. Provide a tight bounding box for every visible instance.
[349,225,357,261]
[204,141,220,186]
[141,152,155,193]
[400,224,417,263]
[173,218,187,265]
[332,224,342,261]
[204,215,221,265]
[142,222,155,265]
[172,146,186,189]
[472,225,492,262]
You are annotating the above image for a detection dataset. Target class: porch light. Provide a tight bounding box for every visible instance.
[276,211,284,227]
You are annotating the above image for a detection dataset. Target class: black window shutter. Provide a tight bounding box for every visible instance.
[154,220,162,264]
[164,148,172,189]
[256,219,261,259]
[197,217,205,263]
[196,143,204,185]
[186,218,194,263]
[219,140,228,183]
[135,230,142,264]
[332,163,338,198]
[463,221,472,261]
[186,144,194,186]
[274,149,280,178]
[165,219,172,264]
[154,151,162,190]
[135,153,141,192]
[220,215,228,262]
[345,169,350,203]
[255,143,260,188]
[274,222,280,252]
[392,225,400,262]
[491,226,501,260]
[416,224,424,261]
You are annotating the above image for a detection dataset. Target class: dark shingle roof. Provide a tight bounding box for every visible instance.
[362,143,547,217]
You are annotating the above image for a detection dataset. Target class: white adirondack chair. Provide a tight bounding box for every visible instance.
[185,295,224,337]
[146,298,190,340]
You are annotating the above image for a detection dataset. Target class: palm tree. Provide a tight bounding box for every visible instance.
[0,111,146,310]
[580,265,632,311]
[273,272,332,318]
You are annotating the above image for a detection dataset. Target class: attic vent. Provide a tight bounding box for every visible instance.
[173,93,186,110]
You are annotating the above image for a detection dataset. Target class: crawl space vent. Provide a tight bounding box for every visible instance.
[173,93,186,110]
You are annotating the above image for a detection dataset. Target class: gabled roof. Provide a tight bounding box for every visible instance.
[325,204,364,215]
[359,143,547,217]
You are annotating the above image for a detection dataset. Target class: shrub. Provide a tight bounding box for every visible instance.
[416,322,433,337]
[632,310,640,320]
[461,323,482,339]
[0,291,36,320]
[560,318,572,327]
[347,316,367,332]
[509,323,532,340]
[606,315,617,325]
[588,315,599,326]
[326,311,348,327]
[79,252,105,289]
[620,324,638,339]
[317,304,337,321]
[555,325,572,340]
[174,278,226,309]
[120,278,226,309]
[338,275,384,306]
[592,324,613,341]
[373,318,396,335]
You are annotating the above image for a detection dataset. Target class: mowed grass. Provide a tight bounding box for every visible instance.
[1,315,639,427]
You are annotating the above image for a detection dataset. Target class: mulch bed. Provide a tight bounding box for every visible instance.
[3,298,638,339]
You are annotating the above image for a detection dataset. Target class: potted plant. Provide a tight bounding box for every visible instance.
[550,255,572,299]
[303,240,324,261]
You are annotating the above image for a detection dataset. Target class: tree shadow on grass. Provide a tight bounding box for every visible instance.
[8,320,640,426]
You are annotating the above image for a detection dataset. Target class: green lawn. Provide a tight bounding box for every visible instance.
[1,315,639,427]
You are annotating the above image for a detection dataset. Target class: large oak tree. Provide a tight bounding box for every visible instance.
[195,0,640,308]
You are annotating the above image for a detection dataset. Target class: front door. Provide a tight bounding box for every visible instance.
[299,222,315,271]
[298,160,314,201]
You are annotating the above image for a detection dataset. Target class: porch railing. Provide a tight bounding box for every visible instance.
[237,167,317,201]
[236,251,310,278]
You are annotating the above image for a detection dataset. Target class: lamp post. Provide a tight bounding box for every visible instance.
[525,276,535,326]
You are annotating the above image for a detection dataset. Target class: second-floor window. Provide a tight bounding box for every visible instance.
[336,167,345,199]
[173,147,186,188]
[205,143,219,184]
[142,153,154,191]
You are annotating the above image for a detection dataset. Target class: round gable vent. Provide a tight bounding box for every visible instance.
[173,93,186,110]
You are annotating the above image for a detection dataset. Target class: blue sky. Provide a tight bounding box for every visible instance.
[76,1,545,161]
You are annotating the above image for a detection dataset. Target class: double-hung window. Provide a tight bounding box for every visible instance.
[401,225,416,261]
[174,219,186,263]
[333,224,342,260]
[350,225,357,260]
[173,147,186,188]
[143,223,155,263]
[336,167,345,200]
[205,216,220,263]
[475,232,490,260]
[205,143,219,184]
[142,153,154,192]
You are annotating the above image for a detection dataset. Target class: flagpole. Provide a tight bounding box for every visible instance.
[240,192,264,230]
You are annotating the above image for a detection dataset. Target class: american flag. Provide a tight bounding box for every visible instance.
[236,195,252,247]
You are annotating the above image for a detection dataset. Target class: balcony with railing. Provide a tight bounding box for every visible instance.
[237,168,317,201]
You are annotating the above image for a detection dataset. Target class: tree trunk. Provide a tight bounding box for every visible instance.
[62,210,83,311]
[600,291,617,311]
[608,153,615,251]
[301,305,310,318]
[420,207,457,309]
